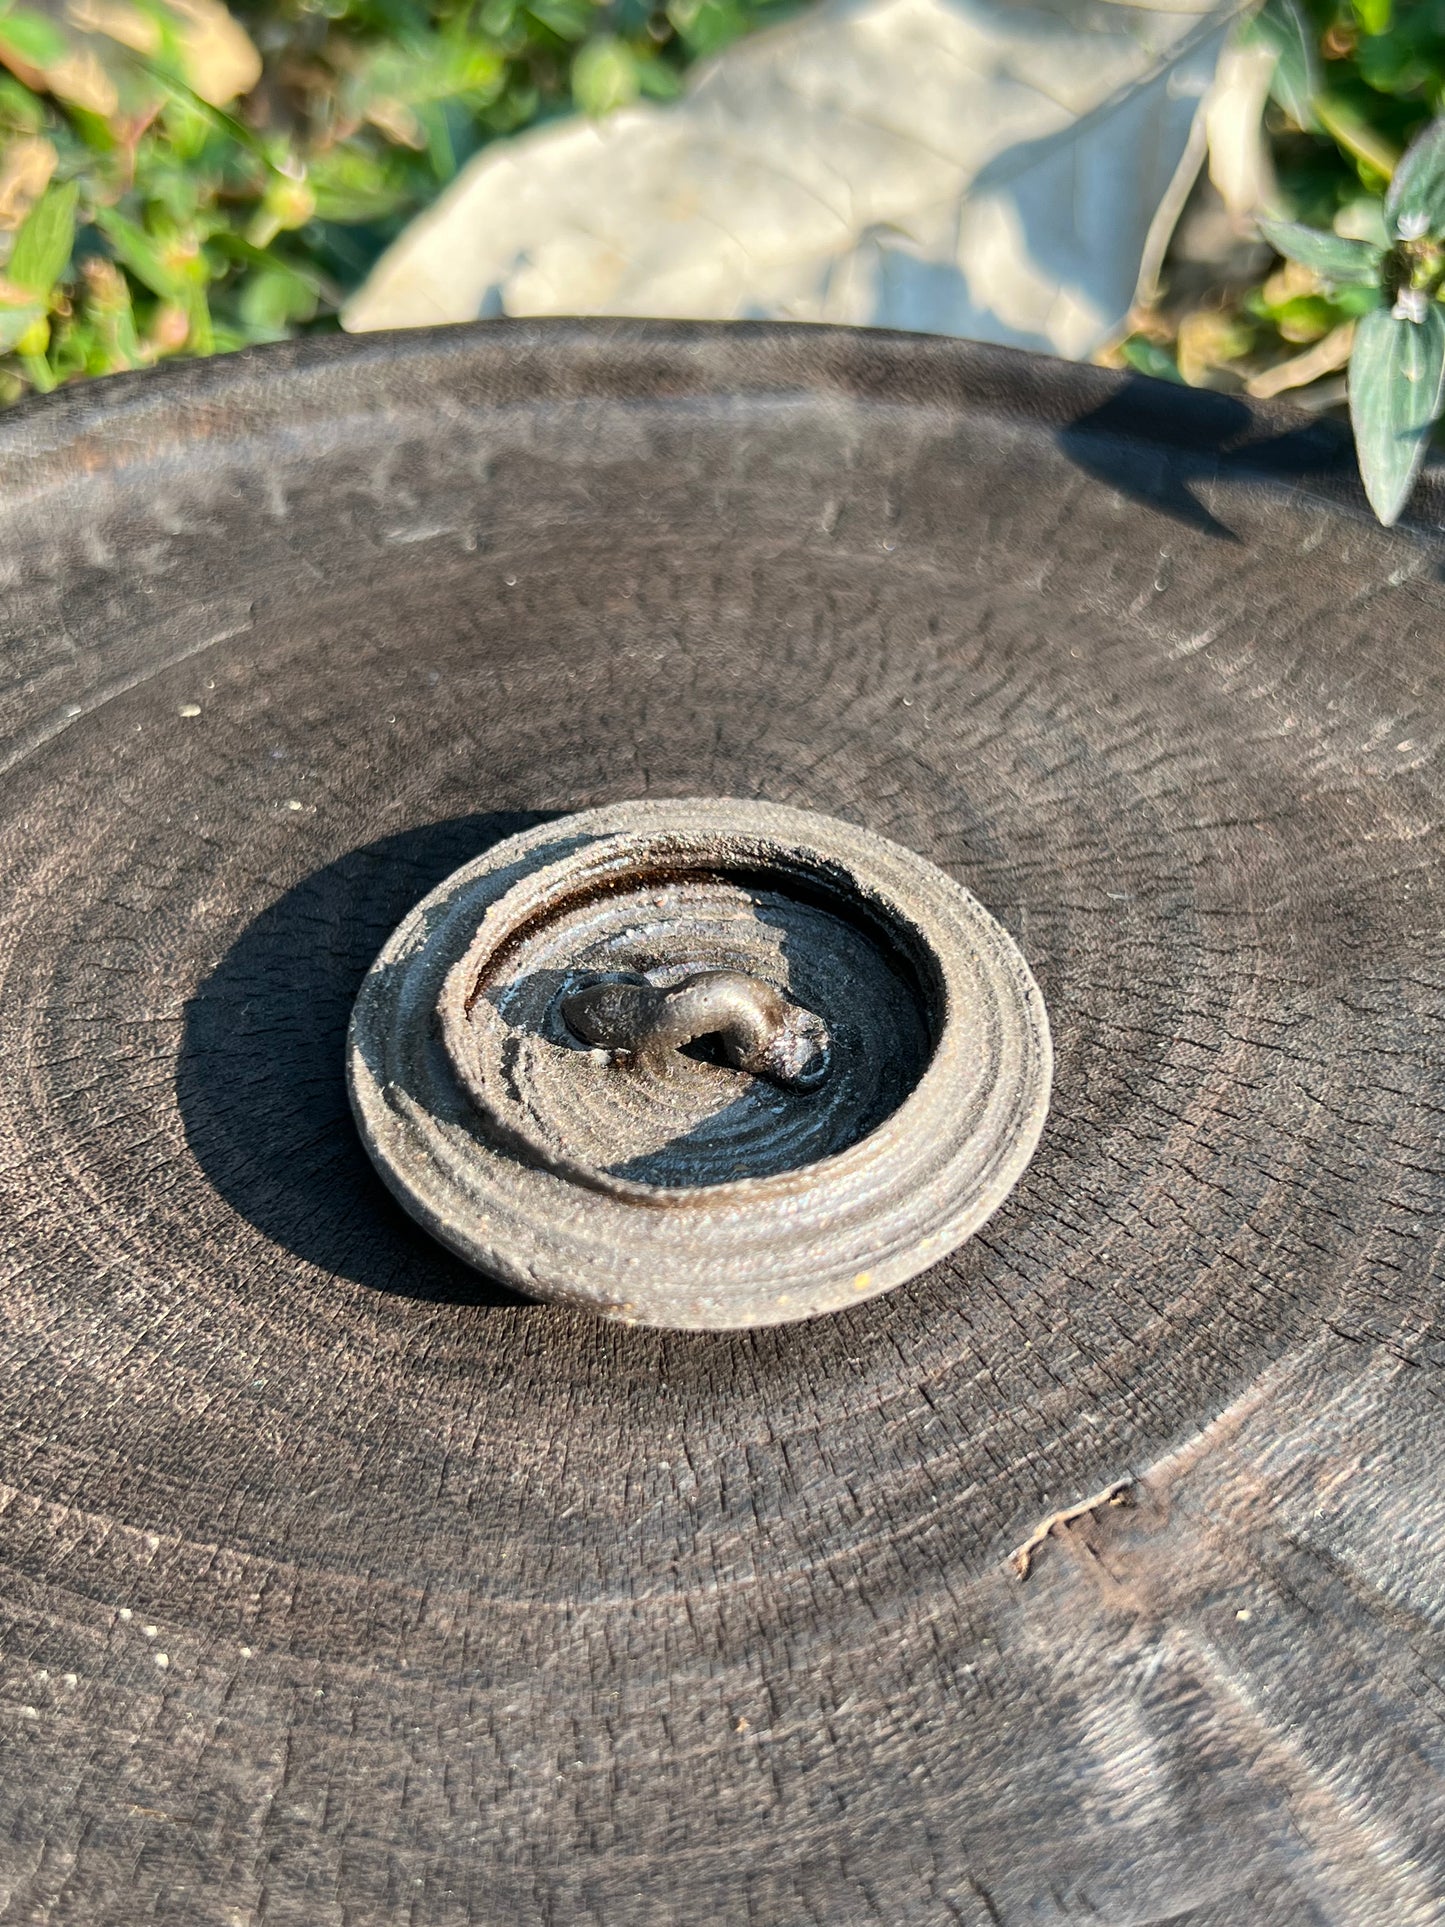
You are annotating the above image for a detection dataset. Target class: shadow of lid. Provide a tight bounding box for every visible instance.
[178,812,563,1309]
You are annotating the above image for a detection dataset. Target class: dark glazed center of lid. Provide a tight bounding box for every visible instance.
[451,864,934,1188]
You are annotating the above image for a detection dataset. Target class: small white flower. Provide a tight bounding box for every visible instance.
[1397,210,1432,242]
[1393,287,1430,324]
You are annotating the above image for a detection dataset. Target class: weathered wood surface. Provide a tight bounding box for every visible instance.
[0,323,1442,1924]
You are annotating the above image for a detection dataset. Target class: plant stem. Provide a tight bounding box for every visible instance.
[1316,95,1401,180]
[19,351,55,393]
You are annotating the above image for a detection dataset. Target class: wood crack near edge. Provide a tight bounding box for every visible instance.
[1009,1478,1134,1580]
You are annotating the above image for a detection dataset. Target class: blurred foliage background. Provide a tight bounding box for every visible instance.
[0,0,1438,407]
[0,0,791,399]
[1120,0,1445,407]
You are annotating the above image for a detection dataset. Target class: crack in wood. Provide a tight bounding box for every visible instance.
[1009,1478,1135,1580]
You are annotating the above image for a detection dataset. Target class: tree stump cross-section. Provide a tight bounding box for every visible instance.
[0,323,1441,1924]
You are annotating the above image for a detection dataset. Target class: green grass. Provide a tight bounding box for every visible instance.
[0,0,791,401]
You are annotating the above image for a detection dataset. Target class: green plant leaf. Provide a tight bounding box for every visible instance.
[667,0,751,58]
[0,72,46,132]
[1334,198,1389,249]
[1349,302,1445,525]
[1315,96,1400,181]
[92,207,188,299]
[571,36,639,117]
[524,0,593,43]
[1118,336,1184,385]
[307,145,407,223]
[635,58,682,101]
[1385,114,1445,240]
[1335,281,1386,317]
[1266,292,1336,338]
[1351,0,1391,36]
[184,283,213,356]
[1257,215,1382,286]
[357,37,505,113]
[237,261,318,337]
[19,346,55,391]
[7,178,77,296]
[0,8,71,72]
[1243,0,1319,132]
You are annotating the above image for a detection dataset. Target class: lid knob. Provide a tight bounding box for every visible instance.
[562,970,831,1091]
[348,798,1051,1328]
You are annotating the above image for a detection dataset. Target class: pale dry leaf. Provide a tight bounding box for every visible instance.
[1245,322,1354,398]
[1204,31,1276,217]
[0,137,57,233]
[163,0,259,107]
[4,33,119,114]
[41,0,258,111]
[66,0,161,59]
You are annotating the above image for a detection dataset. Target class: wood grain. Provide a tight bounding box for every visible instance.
[0,323,1441,1924]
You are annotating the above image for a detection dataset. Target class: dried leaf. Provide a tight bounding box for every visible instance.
[32,0,258,112]
[0,8,118,114]
[63,0,160,59]
[162,0,258,106]
[1246,322,1354,398]
[1203,35,1275,217]
[0,135,56,232]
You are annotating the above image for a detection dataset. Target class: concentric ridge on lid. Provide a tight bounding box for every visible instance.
[347,798,1052,1329]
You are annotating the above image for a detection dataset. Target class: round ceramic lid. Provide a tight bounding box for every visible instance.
[348,797,1051,1326]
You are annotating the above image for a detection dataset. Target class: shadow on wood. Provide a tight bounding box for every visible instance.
[177,812,550,1307]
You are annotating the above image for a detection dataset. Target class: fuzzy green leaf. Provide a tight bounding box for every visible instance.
[1257,215,1382,286]
[237,261,317,337]
[524,0,593,42]
[1118,337,1184,385]
[571,36,639,117]
[1335,281,1386,318]
[92,207,188,299]
[1385,115,1445,240]
[1334,197,1389,250]
[7,179,77,296]
[1349,302,1445,525]
[667,0,751,58]
[1243,0,1319,132]
[19,346,54,391]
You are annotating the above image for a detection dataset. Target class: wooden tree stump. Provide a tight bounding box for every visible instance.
[0,323,1441,1925]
